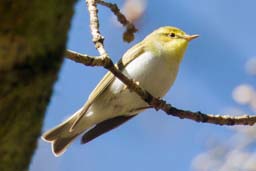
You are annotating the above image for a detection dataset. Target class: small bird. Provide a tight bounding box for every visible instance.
[42,26,199,156]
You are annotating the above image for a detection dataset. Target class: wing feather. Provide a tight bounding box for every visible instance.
[81,115,136,144]
[70,42,145,130]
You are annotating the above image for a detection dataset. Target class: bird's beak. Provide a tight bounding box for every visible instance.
[184,34,199,41]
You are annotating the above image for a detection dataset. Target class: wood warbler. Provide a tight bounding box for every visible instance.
[42,26,199,156]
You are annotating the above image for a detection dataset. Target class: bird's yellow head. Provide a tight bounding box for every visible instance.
[144,26,199,63]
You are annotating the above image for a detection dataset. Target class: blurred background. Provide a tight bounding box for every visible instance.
[26,0,256,170]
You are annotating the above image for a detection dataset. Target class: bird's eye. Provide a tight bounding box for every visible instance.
[169,33,176,38]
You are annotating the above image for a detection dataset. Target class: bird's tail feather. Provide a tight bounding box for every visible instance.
[41,114,82,157]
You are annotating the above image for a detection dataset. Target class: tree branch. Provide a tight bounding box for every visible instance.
[65,49,109,67]
[65,49,256,126]
[86,0,107,56]
[96,0,137,42]
[71,0,256,127]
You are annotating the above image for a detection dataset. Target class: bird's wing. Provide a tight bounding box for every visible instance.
[81,115,137,144]
[116,41,145,70]
[70,42,145,130]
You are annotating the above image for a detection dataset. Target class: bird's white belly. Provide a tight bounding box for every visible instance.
[112,51,178,98]
[89,52,179,122]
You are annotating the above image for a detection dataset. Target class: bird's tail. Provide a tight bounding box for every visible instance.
[41,109,87,156]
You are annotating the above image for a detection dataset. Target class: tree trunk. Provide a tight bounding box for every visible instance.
[0,1,76,170]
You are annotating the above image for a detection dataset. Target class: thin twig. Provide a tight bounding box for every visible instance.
[86,0,107,56]
[80,0,256,127]
[96,0,137,42]
[65,50,256,126]
[65,50,110,67]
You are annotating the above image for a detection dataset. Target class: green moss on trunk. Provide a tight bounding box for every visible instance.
[0,0,76,170]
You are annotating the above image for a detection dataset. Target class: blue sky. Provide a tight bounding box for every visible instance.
[30,0,256,171]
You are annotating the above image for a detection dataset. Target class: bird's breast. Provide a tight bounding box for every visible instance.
[89,51,180,120]
[111,51,179,98]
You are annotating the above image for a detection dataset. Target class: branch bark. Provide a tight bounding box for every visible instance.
[68,0,256,127]
[65,50,256,126]
[96,0,137,42]
[86,0,107,56]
